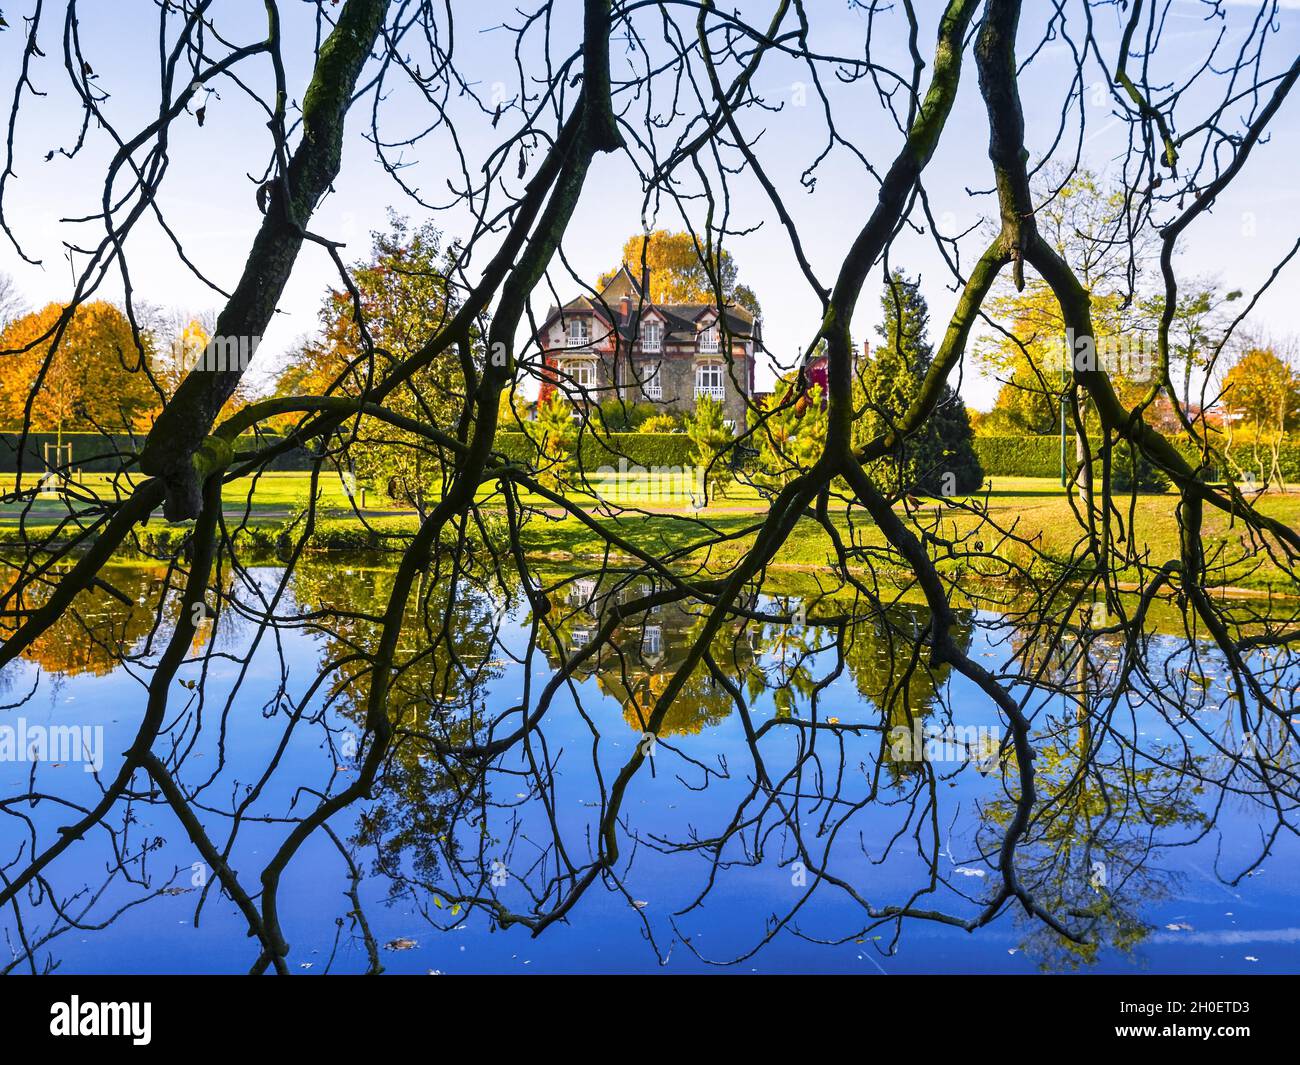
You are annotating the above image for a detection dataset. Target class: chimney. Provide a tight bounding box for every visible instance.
[620,294,631,321]
[640,265,651,301]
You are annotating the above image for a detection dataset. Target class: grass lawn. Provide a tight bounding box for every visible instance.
[3,470,1297,592]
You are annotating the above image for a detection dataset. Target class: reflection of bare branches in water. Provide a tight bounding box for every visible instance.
[2,0,1299,973]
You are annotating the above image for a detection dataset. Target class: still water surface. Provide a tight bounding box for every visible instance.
[2,560,1296,973]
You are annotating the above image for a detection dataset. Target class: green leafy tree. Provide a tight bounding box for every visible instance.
[1110,441,1171,494]
[273,216,471,508]
[594,398,657,432]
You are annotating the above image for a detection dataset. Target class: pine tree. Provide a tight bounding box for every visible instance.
[531,393,578,492]
[686,393,734,500]
[857,268,982,497]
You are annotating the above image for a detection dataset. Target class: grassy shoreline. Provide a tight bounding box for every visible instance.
[4,473,1299,595]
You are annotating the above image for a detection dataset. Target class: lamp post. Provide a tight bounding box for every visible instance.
[1060,390,1068,488]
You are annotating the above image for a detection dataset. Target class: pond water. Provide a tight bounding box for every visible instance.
[2,558,1297,974]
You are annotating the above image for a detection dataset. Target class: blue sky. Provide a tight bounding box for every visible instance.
[0,0,1296,409]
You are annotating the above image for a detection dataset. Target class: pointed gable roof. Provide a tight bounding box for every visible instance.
[597,264,646,302]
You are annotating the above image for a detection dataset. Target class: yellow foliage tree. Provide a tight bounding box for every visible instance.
[599,229,760,314]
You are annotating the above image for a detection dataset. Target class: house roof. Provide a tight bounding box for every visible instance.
[539,264,759,347]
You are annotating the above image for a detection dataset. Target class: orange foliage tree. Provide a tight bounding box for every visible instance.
[0,301,162,433]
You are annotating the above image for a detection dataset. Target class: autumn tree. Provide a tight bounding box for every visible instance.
[1220,345,1300,488]
[1139,281,1242,415]
[0,300,161,434]
[599,229,761,316]
[978,170,1154,433]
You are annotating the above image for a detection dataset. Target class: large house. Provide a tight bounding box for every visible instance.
[536,265,760,426]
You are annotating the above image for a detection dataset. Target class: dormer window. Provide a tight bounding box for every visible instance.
[698,324,720,354]
[640,320,662,353]
[566,318,590,347]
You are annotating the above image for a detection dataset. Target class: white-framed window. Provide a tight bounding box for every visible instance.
[565,317,591,347]
[698,324,721,354]
[561,358,596,389]
[695,360,724,400]
[642,625,662,657]
[640,320,662,353]
[641,361,662,400]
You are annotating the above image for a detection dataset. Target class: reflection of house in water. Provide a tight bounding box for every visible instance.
[536,577,976,752]
[539,575,759,736]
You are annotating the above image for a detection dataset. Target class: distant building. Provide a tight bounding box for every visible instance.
[536,265,759,426]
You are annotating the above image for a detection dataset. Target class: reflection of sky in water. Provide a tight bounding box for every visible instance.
[1,565,1297,975]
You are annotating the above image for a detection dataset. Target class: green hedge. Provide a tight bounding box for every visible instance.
[1,429,697,475]
[973,436,1073,478]
[0,431,315,473]
[23,428,1292,485]
[970,434,1300,482]
[1,432,145,474]
[495,431,696,470]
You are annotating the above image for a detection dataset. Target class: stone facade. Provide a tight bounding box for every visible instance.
[536,265,758,427]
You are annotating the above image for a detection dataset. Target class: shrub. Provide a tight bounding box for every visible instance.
[638,413,680,434]
[594,399,659,432]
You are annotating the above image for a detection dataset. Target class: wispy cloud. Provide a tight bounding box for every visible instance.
[1150,926,1300,945]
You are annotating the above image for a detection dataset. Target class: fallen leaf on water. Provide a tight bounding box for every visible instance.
[384,937,419,951]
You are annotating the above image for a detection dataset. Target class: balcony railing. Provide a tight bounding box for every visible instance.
[643,383,663,400]
[697,333,720,354]
[565,331,591,348]
[695,384,724,400]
